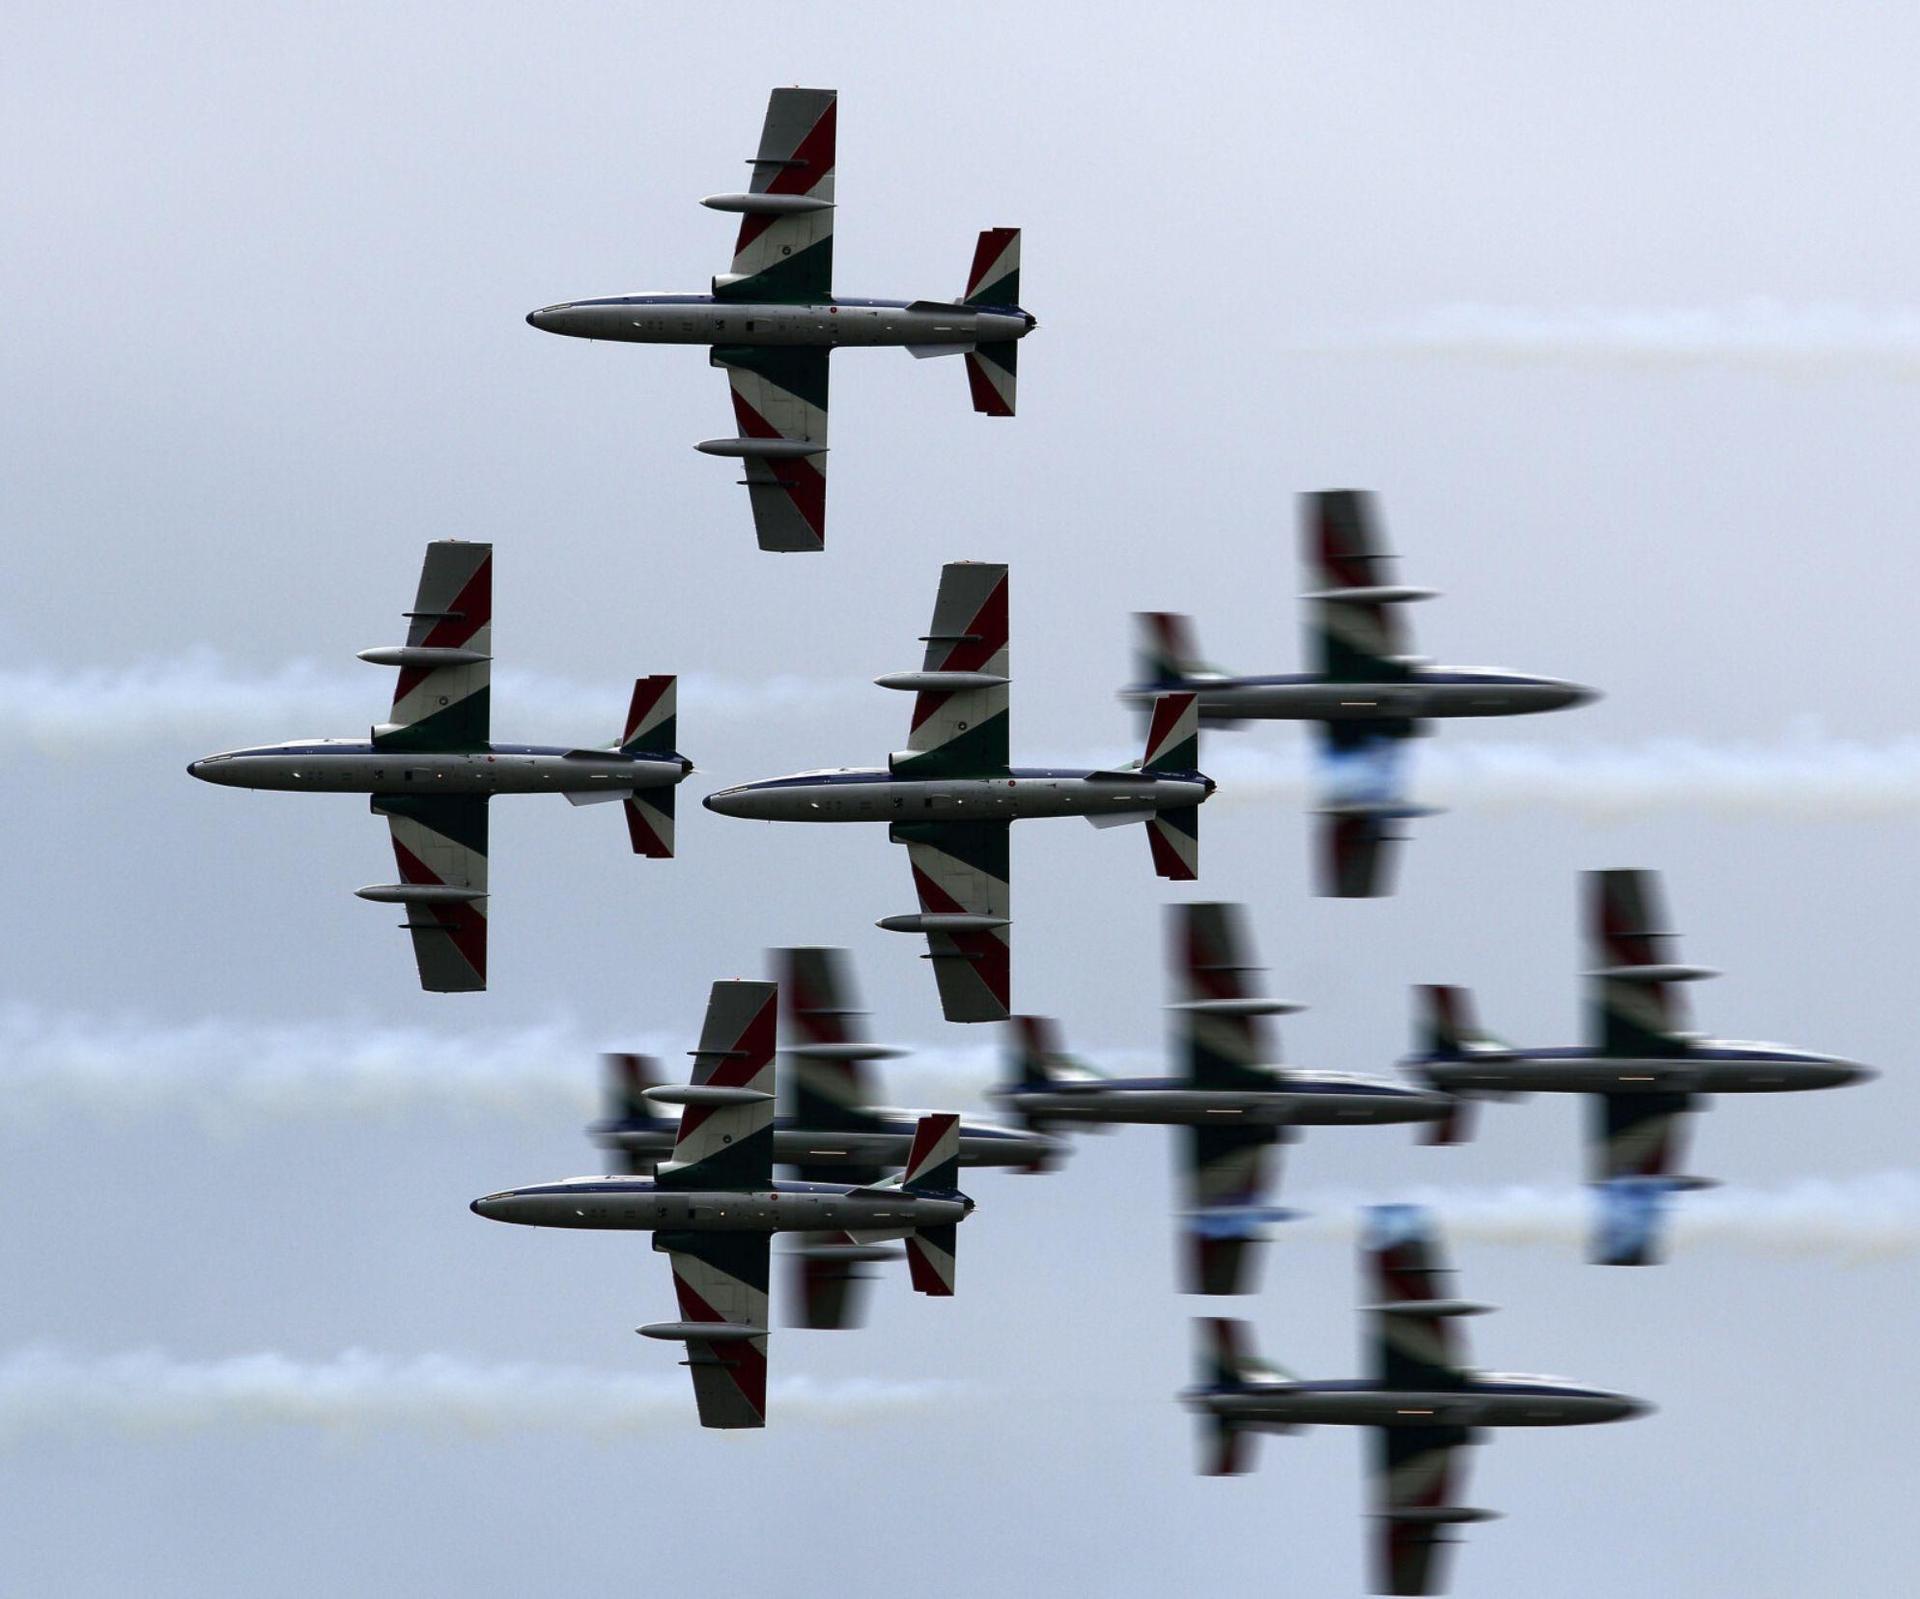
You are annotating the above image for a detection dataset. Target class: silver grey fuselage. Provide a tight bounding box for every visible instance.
[471,1177,970,1233]
[1186,1376,1649,1430]
[189,740,689,797]
[597,1114,1058,1171]
[527,294,1032,349]
[1118,669,1593,724]
[703,767,1213,823]
[994,1074,1452,1129]
[1415,1042,1872,1097]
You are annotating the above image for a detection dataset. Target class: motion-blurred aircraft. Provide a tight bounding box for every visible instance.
[1407,868,1874,1263]
[188,542,689,991]
[527,87,1035,552]
[993,903,1451,1293]
[1122,490,1595,896]
[705,563,1214,1022]
[1184,1204,1650,1595]
[592,947,1059,1328]
[473,979,972,1429]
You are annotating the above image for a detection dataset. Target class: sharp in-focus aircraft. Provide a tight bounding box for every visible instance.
[1184,1205,1651,1596]
[473,979,973,1429]
[992,903,1452,1294]
[704,563,1215,1022]
[527,87,1036,553]
[1405,869,1874,1264]
[591,947,1060,1328]
[186,541,691,992]
[1122,490,1596,896]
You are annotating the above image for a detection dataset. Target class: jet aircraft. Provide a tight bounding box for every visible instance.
[526,87,1036,553]
[992,903,1452,1293]
[591,946,1060,1327]
[187,542,690,992]
[704,562,1214,1022]
[1406,868,1873,1264]
[1185,1204,1650,1595]
[473,979,972,1429]
[1122,490,1595,896]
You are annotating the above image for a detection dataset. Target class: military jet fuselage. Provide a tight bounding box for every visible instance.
[1189,1374,1648,1431]
[598,1113,1056,1173]
[472,1177,972,1234]
[1118,667,1592,725]
[996,1073,1450,1129]
[528,294,1033,351]
[189,741,689,797]
[704,767,1213,825]
[1418,1042,1869,1098]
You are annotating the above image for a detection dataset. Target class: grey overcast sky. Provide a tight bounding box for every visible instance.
[5,2,1917,1594]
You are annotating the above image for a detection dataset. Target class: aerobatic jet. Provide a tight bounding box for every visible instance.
[1405,868,1873,1265]
[473,979,972,1429]
[1122,490,1595,896]
[526,87,1035,553]
[591,947,1060,1328]
[704,562,1214,1023]
[1185,1205,1650,1596]
[992,903,1451,1293]
[187,542,689,992]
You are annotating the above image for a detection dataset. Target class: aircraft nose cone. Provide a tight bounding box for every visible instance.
[1618,1395,1657,1421]
[186,760,203,780]
[1564,682,1602,709]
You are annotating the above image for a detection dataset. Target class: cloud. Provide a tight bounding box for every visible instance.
[1197,734,1920,820]
[1327,300,1920,378]
[0,1346,959,1440]
[0,648,858,755]
[0,1006,1041,1128]
[1284,1173,1920,1260]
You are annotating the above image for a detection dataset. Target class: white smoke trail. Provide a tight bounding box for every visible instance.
[1197,734,1920,820]
[0,1006,1032,1128]
[1331,300,1920,378]
[1284,1174,1920,1261]
[0,1346,958,1440]
[0,648,858,755]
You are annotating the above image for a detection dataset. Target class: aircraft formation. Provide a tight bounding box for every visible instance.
[185,86,1876,1595]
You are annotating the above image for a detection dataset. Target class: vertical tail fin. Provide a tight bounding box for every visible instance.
[1133,611,1212,688]
[902,1112,963,1297]
[964,228,1021,307]
[603,1052,664,1123]
[901,1113,961,1195]
[1143,692,1202,880]
[1193,1318,1284,1474]
[620,676,678,755]
[1414,985,1489,1146]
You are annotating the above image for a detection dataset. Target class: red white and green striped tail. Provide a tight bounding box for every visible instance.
[655,980,777,1192]
[884,562,1011,779]
[964,227,1021,308]
[714,87,836,304]
[368,541,492,754]
[962,228,1022,416]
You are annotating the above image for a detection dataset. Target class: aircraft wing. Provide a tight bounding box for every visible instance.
[1303,490,1422,685]
[715,87,836,303]
[1182,1122,1285,1294]
[889,561,1011,779]
[659,1232,770,1429]
[785,1231,898,1330]
[1586,869,1711,1056]
[711,346,829,552]
[1588,1091,1697,1265]
[370,541,492,753]
[1366,1204,1475,1390]
[778,946,889,1184]
[370,794,488,992]
[888,820,1012,1023]
[1371,1424,1477,1597]
[1315,725,1419,898]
